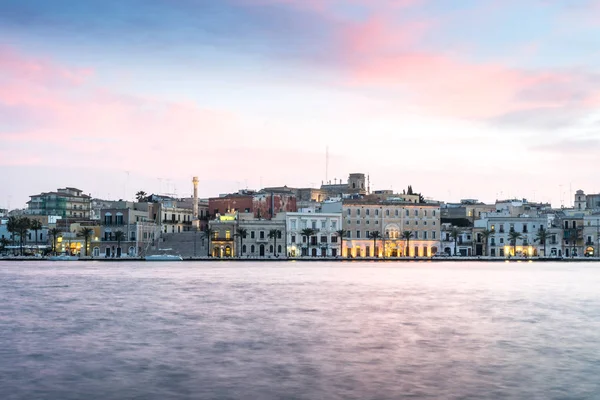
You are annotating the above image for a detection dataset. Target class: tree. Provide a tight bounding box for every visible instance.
[30,219,43,253]
[481,229,492,257]
[0,237,9,255]
[450,227,460,256]
[114,230,125,257]
[204,227,214,257]
[407,185,413,195]
[534,228,549,257]
[235,228,247,258]
[300,228,315,256]
[368,231,381,257]
[6,216,18,251]
[9,216,31,256]
[135,191,148,202]
[401,231,414,257]
[268,229,281,257]
[336,229,347,258]
[49,228,61,255]
[78,227,94,257]
[508,231,522,257]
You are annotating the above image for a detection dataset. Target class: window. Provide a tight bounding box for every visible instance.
[433,210,436,217]
[321,236,327,243]
[331,235,337,243]
[331,220,337,230]
[395,209,399,216]
[366,231,370,238]
[432,231,436,239]
[406,210,409,216]
[321,220,326,229]
[301,220,307,229]
[311,221,317,229]
[414,210,418,216]
[260,231,265,239]
[357,220,361,225]
[291,235,296,243]
[424,210,428,217]
[251,231,255,239]
[347,209,351,216]
[423,231,428,239]
[414,231,419,239]
[357,209,361,216]
[277,231,282,239]
[356,230,361,239]
[500,238,504,244]
[424,221,427,225]
[251,245,255,253]
[366,209,370,216]
[242,244,247,253]
[291,220,296,230]
[375,209,379,216]
[406,221,410,225]
[386,209,390,216]
[415,221,419,225]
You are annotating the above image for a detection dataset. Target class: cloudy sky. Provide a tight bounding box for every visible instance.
[1,0,599,208]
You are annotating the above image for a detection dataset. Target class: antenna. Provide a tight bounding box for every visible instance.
[325,146,329,184]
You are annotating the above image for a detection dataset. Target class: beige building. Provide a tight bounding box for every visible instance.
[342,200,441,258]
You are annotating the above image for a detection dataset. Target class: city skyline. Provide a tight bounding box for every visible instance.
[2,0,600,208]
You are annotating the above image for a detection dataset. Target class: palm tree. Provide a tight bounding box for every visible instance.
[268,229,281,257]
[450,227,460,256]
[135,191,148,202]
[481,229,492,256]
[235,228,247,258]
[401,231,413,257]
[78,227,94,257]
[49,228,61,255]
[534,228,549,257]
[30,219,43,253]
[6,216,18,250]
[204,227,214,257]
[335,229,347,258]
[368,231,381,257]
[114,230,125,257]
[508,231,522,257]
[300,228,315,256]
[14,217,31,256]
[0,237,9,255]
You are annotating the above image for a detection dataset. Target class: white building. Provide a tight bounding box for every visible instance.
[286,212,342,257]
[474,212,549,257]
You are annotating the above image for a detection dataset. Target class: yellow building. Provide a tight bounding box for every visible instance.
[342,200,441,258]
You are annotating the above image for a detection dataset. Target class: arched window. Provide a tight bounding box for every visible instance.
[270,245,274,253]
[278,245,282,253]
[251,245,255,253]
[242,244,247,254]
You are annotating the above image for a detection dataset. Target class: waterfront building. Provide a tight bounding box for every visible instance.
[209,189,297,220]
[26,187,92,219]
[97,204,157,257]
[440,224,474,256]
[285,212,342,257]
[342,200,441,258]
[582,213,600,257]
[239,213,286,258]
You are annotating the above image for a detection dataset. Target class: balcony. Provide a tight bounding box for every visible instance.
[212,237,234,242]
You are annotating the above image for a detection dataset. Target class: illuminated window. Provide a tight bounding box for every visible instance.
[225,230,231,239]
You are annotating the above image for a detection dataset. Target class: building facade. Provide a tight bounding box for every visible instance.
[27,187,92,219]
[342,200,441,258]
[285,212,342,257]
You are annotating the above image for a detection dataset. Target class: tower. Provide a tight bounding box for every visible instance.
[575,189,586,211]
[192,177,199,228]
[347,173,366,195]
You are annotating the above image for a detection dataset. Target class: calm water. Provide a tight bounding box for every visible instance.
[1,261,600,400]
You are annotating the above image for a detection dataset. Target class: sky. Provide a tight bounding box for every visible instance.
[1,0,600,209]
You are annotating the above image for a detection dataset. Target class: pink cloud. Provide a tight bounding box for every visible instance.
[0,47,238,172]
